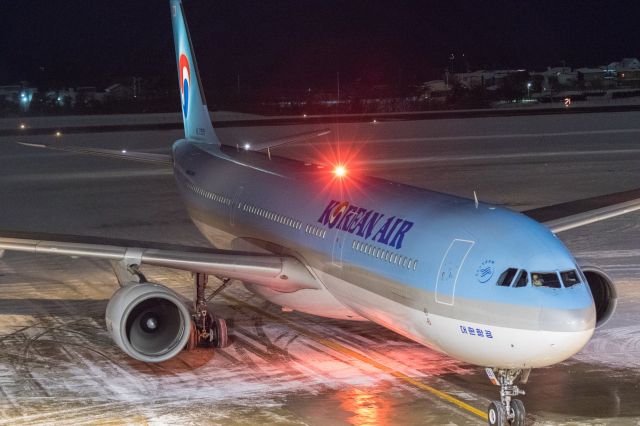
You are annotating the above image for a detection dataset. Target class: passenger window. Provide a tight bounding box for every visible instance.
[513,270,528,287]
[531,272,562,288]
[497,268,518,286]
[561,270,581,287]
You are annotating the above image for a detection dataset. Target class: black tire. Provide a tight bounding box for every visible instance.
[213,317,228,348]
[185,320,198,351]
[488,400,506,426]
[510,399,526,426]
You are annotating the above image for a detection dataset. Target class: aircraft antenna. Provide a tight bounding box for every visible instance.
[473,190,479,209]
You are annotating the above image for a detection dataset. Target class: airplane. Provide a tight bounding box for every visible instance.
[2,1,640,425]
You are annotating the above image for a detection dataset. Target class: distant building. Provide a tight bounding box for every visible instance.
[44,88,76,107]
[0,85,22,102]
[607,57,640,71]
[421,80,450,102]
[576,68,606,87]
[532,67,577,90]
[453,70,526,89]
[605,58,640,86]
[105,83,133,101]
[617,69,640,85]
[0,83,38,111]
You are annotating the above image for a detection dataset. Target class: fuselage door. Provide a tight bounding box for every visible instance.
[435,239,475,305]
[331,232,345,268]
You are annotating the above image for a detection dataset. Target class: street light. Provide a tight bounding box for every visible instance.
[526,82,532,99]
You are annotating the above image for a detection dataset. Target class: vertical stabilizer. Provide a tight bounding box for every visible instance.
[170,0,220,145]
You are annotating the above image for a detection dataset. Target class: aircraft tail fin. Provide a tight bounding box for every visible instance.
[170,0,220,146]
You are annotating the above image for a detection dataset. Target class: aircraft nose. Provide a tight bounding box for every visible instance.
[539,305,596,332]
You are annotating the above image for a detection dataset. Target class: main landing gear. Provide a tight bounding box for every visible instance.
[186,273,231,350]
[486,368,529,426]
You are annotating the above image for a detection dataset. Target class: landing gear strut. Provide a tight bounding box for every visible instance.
[486,368,527,426]
[187,273,229,349]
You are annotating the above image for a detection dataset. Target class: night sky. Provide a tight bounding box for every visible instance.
[3,0,640,92]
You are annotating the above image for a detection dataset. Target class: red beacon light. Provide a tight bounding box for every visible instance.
[333,165,347,178]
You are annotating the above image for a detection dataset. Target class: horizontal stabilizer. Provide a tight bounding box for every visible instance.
[247,128,330,152]
[18,142,173,166]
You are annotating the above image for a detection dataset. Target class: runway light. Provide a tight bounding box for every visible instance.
[121,149,127,154]
[55,131,61,137]
[334,165,347,178]
[372,119,377,124]
[19,123,26,129]
[303,114,307,118]
[244,143,251,150]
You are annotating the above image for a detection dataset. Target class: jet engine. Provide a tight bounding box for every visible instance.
[105,282,192,362]
[580,265,617,328]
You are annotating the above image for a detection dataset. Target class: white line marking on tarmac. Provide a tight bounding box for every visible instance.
[356,149,640,166]
[369,127,640,143]
[1,169,173,182]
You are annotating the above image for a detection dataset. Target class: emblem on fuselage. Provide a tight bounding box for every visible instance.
[475,259,495,283]
[317,200,414,249]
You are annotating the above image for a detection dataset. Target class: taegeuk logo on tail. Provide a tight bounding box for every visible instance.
[179,53,190,117]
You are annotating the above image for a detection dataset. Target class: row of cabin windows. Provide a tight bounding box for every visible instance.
[305,224,327,238]
[497,268,581,288]
[240,202,303,230]
[187,182,231,206]
[188,182,305,231]
[352,240,418,271]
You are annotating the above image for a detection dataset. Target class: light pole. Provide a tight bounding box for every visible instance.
[527,82,532,99]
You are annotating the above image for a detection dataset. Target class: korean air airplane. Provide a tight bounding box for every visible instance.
[2,1,640,425]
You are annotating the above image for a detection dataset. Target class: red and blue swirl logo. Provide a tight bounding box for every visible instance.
[179,53,190,117]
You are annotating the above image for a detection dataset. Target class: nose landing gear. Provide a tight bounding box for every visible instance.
[486,368,528,426]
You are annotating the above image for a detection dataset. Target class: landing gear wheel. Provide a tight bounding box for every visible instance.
[488,401,506,426]
[213,317,228,348]
[185,320,198,351]
[189,273,231,351]
[201,312,215,347]
[485,369,527,426]
[509,399,526,426]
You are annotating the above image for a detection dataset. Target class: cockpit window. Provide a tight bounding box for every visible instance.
[513,270,528,287]
[531,272,562,288]
[497,268,518,286]
[561,270,581,287]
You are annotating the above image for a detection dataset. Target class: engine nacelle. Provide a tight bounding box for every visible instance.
[580,265,617,328]
[106,282,191,362]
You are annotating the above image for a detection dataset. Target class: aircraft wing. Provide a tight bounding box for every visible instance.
[18,142,173,166]
[0,231,319,293]
[524,188,640,233]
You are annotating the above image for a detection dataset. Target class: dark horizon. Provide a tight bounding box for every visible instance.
[4,0,640,93]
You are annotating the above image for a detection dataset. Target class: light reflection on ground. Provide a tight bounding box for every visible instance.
[337,385,395,426]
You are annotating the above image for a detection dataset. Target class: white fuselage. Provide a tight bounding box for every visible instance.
[175,141,596,369]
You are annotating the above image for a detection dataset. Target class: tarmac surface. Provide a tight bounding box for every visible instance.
[0,111,639,425]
